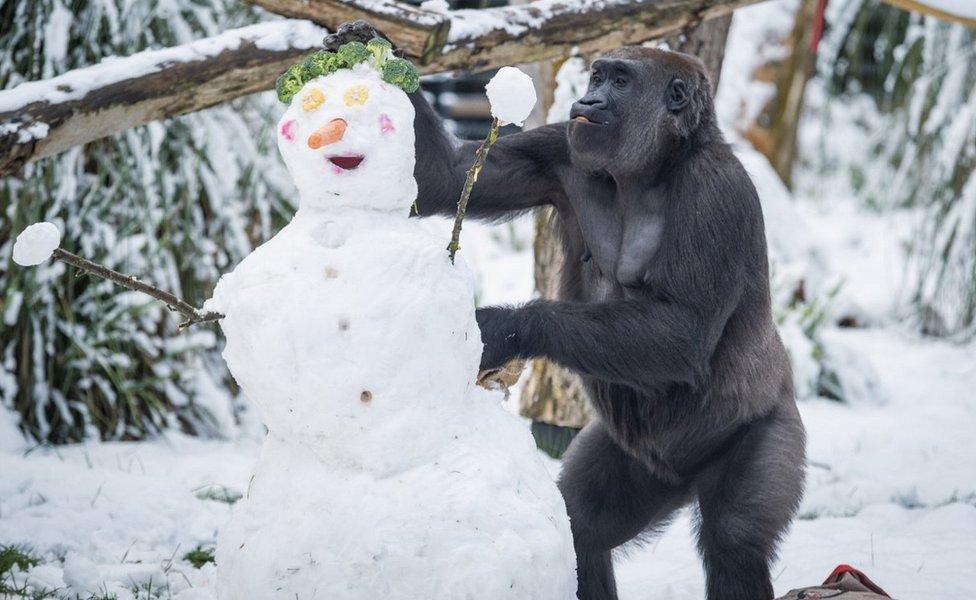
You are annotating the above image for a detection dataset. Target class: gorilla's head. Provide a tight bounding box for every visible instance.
[567,47,716,176]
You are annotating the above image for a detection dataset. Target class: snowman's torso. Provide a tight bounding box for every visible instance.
[212,210,482,470]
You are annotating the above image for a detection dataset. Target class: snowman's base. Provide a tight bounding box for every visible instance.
[216,423,577,600]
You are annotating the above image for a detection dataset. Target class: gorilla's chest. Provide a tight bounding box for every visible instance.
[565,178,668,291]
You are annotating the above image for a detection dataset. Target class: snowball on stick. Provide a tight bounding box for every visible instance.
[12,222,61,266]
[485,66,538,127]
[11,221,221,328]
[447,66,537,262]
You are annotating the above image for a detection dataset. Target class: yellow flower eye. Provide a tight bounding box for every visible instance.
[343,85,369,107]
[301,88,325,112]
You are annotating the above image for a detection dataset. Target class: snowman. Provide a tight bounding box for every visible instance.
[203,43,576,598]
[11,39,577,599]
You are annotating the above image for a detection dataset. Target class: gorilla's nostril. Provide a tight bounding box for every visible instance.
[308,119,347,149]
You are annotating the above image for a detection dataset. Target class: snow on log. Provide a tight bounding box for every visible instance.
[241,0,452,62]
[0,0,758,177]
[0,20,325,177]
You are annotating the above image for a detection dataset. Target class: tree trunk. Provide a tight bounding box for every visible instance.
[742,0,818,187]
[518,16,732,458]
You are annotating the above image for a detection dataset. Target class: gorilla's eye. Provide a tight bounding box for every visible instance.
[590,71,604,86]
[667,79,689,112]
[613,75,629,89]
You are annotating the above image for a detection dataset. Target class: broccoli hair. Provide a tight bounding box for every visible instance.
[366,37,394,67]
[335,41,370,68]
[276,38,418,104]
[275,63,305,104]
[381,57,420,93]
[299,50,338,81]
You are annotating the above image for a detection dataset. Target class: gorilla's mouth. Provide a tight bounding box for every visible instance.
[328,155,364,170]
[572,114,604,125]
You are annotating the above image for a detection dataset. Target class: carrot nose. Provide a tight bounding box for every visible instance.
[308,118,347,149]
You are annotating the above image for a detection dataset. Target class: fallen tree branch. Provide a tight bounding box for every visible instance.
[0,0,760,177]
[51,248,224,330]
[0,20,324,177]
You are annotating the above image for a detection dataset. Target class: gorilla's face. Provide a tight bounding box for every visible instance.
[567,50,706,176]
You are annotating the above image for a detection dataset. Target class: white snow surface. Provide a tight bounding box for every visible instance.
[485,67,538,127]
[12,221,61,266]
[0,20,324,113]
[204,67,575,599]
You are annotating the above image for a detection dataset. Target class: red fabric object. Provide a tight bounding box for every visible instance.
[810,0,829,53]
[824,565,891,597]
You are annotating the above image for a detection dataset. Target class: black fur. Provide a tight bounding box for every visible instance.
[329,26,806,600]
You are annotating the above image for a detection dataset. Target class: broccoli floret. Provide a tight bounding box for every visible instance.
[335,41,370,68]
[300,50,338,81]
[366,37,394,67]
[381,57,420,93]
[276,63,305,104]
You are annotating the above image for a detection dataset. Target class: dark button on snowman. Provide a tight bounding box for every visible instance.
[206,42,576,599]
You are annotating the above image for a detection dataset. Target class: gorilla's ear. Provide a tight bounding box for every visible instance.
[666,79,689,112]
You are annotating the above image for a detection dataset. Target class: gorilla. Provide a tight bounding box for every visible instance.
[326,23,806,600]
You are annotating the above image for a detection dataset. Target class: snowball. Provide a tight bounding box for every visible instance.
[485,66,537,127]
[12,222,61,266]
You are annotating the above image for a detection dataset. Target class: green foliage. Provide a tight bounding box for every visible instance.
[276,63,305,104]
[335,41,370,68]
[276,38,416,103]
[183,546,216,569]
[0,0,295,443]
[0,545,42,579]
[813,0,976,336]
[366,37,394,67]
[381,58,421,93]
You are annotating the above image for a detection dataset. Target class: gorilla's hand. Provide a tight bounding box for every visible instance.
[322,20,397,53]
[475,306,523,371]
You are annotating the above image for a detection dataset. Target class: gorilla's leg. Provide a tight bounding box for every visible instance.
[694,405,805,600]
[559,422,690,600]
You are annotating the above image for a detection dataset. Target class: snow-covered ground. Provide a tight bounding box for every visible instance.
[2,2,975,598]
[3,202,975,599]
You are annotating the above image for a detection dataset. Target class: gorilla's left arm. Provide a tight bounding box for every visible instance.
[478,155,759,391]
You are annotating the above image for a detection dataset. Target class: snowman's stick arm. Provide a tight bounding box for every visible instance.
[51,248,224,330]
[446,118,501,263]
[410,92,563,221]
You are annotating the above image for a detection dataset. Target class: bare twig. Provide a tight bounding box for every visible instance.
[447,117,500,264]
[51,248,223,330]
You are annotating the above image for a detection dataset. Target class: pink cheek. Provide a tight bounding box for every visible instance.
[280,119,297,142]
[331,164,344,175]
[379,114,396,134]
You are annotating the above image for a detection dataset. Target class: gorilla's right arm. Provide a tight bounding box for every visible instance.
[409,93,569,219]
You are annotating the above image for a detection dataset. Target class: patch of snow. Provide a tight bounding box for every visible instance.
[12,222,61,266]
[420,0,450,12]
[485,66,537,126]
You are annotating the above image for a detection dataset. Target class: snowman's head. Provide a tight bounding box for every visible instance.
[276,50,418,213]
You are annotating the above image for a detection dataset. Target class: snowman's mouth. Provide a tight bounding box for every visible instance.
[328,155,364,171]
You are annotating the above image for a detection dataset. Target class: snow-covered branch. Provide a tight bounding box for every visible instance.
[0,0,758,177]
[0,20,324,177]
